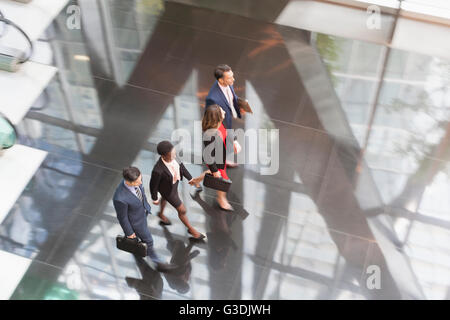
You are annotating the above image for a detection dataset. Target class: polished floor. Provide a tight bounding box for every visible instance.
[1,0,450,300]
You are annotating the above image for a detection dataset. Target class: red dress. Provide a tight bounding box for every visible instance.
[217,123,229,180]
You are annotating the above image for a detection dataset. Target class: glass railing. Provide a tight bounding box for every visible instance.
[0,114,16,150]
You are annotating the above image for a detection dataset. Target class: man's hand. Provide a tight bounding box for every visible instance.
[240,107,246,115]
[153,199,160,205]
[127,233,136,239]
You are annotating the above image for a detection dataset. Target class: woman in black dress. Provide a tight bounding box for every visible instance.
[150,141,205,240]
[202,105,234,211]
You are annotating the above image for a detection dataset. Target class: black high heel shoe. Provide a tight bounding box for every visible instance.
[188,229,206,240]
[217,201,234,212]
[157,212,172,226]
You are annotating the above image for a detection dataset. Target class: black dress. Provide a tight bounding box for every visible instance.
[150,157,193,208]
[203,126,228,179]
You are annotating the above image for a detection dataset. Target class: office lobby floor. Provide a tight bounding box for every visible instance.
[1,0,450,300]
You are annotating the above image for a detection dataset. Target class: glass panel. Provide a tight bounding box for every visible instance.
[402,0,450,20]
[353,0,400,8]
[0,116,16,149]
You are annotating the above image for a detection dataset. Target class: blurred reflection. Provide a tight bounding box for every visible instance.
[190,192,238,271]
[126,255,163,300]
[0,114,17,150]
[313,27,450,298]
[6,0,206,300]
[313,31,450,214]
[4,0,450,300]
[161,224,200,294]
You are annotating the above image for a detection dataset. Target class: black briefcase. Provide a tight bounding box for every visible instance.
[116,235,147,257]
[203,173,232,192]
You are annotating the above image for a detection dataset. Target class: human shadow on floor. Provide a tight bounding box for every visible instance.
[126,254,164,300]
[160,224,200,294]
[190,191,239,271]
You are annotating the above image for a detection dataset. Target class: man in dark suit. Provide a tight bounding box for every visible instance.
[205,64,244,130]
[205,64,246,167]
[113,166,175,272]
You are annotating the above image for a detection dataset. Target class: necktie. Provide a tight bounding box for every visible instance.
[135,187,143,202]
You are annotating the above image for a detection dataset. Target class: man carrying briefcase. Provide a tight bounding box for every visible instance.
[113,166,176,272]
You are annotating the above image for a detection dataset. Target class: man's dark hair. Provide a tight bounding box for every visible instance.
[214,64,231,80]
[157,140,174,156]
[123,167,141,182]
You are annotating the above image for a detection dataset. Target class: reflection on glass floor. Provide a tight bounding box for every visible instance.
[1,0,450,300]
[314,32,450,299]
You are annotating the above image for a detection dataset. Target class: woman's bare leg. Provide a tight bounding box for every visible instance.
[176,203,201,238]
[158,199,170,223]
[216,190,232,210]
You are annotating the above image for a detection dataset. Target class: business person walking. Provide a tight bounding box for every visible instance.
[205,64,242,130]
[150,141,206,240]
[205,64,246,167]
[202,104,234,211]
[161,224,200,294]
[113,166,175,271]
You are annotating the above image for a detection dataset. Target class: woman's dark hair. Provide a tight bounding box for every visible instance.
[123,167,141,182]
[214,64,231,80]
[202,105,224,132]
[157,140,174,156]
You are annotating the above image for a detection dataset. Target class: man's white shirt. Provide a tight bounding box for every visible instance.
[218,83,238,118]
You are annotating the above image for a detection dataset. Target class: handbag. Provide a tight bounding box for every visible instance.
[116,235,147,257]
[203,173,232,192]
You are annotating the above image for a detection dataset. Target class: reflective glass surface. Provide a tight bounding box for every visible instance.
[1,0,450,300]
[0,116,16,149]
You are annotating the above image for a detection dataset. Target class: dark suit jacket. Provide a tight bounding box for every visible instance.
[113,181,152,237]
[205,80,241,129]
[203,129,226,173]
[150,158,193,201]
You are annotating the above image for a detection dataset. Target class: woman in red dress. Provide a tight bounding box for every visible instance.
[216,120,229,180]
[202,104,233,211]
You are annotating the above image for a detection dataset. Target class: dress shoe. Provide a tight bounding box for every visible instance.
[189,236,206,243]
[217,203,234,212]
[159,220,172,226]
[226,161,239,168]
[188,229,206,240]
[157,212,172,225]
